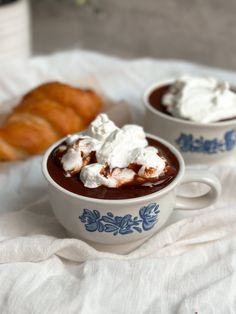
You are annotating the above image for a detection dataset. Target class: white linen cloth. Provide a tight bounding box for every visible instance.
[0,50,236,314]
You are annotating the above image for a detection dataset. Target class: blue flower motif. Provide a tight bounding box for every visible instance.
[139,203,160,231]
[79,209,104,232]
[116,214,139,235]
[224,130,236,151]
[78,203,160,235]
[101,212,142,235]
[176,129,236,154]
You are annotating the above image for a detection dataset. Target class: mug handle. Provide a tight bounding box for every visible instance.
[175,169,221,210]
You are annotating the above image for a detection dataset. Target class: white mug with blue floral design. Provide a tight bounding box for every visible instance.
[144,77,236,165]
[42,133,221,254]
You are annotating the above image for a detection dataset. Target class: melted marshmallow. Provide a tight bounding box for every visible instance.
[61,137,100,174]
[131,147,166,178]
[162,76,236,123]
[80,164,135,188]
[61,148,82,174]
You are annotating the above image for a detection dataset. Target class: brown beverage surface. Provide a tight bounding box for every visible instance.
[149,84,172,116]
[47,138,179,200]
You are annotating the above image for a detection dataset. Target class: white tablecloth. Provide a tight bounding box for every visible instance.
[0,50,236,314]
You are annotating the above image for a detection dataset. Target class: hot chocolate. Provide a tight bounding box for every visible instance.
[149,76,236,124]
[47,114,179,200]
[149,84,171,117]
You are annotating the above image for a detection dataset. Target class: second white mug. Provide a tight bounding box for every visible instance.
[143,79,236,165]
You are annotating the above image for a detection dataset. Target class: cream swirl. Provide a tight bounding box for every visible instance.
[162,76,236,123]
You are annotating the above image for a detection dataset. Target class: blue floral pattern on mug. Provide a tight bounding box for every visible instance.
[176,129,236,154]
[79,203,160,235]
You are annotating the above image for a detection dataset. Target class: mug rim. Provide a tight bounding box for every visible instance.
[42,132,185,205]
[143,78,236,128]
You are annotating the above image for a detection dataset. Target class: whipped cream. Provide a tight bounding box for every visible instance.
[162,76,236,123]
[87,113,118,141]
[96,125,147,169]
[56,114,166,188]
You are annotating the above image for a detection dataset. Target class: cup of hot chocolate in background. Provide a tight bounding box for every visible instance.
[143,77,236,165]
[42,117,221,254]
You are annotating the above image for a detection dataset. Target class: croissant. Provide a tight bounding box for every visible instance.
[0,82,103,161]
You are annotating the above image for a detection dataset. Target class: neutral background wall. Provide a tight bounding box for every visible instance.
[31,0,236,70]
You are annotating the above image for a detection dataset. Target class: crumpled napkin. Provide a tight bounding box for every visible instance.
[0,50,236,314]
[0,161,235,313]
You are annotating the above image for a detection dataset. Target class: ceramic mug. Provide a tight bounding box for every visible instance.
[144,79,236,165]
[42,133,221,254]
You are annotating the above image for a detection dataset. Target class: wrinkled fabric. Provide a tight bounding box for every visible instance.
[0,50,236,314]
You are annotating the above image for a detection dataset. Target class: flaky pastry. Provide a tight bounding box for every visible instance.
[0,82,103,161]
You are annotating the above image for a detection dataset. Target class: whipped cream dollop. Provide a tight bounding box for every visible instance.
[162,76,236,123]
[87,113,118,141]
[96,124,148,169]
[56,114,166,188]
